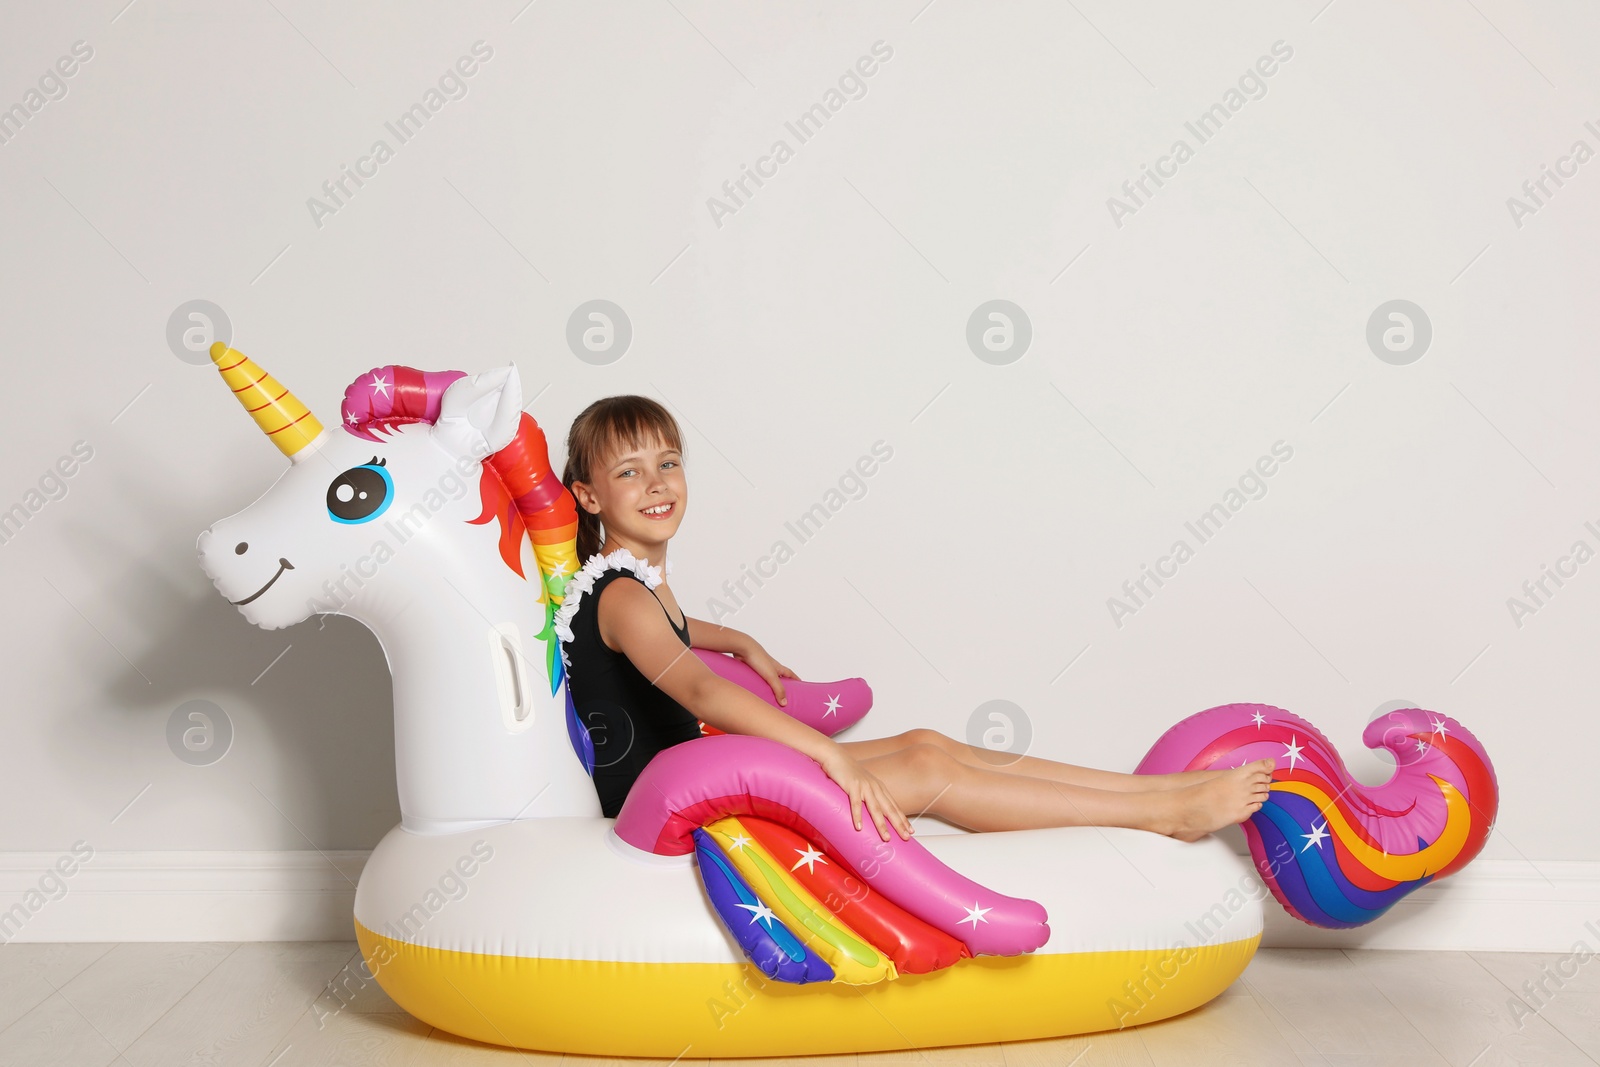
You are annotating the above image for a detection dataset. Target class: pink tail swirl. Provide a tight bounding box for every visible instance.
[1136,704,1498,929]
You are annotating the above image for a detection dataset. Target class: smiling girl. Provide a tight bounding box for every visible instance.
[557,395,1274,844]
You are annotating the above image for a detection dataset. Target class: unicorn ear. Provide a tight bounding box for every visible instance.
[435,364,523,461]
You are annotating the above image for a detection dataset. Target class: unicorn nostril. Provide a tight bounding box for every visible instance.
[234,542,248,555]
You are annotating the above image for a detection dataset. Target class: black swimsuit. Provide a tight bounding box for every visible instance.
[560,568,705,817]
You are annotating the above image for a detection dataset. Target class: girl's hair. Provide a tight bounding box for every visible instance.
[561,395,684,562]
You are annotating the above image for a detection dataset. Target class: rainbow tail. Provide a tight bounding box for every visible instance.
[1136,704,1499,929]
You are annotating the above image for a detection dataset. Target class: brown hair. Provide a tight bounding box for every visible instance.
[561,395,685,563]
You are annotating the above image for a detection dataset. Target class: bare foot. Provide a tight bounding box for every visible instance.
[1159,758,1276,842]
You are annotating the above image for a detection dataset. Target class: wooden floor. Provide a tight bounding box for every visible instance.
[0,945,1594,1066]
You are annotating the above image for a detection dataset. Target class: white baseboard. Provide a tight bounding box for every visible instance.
[0,850,369,944]
[2,851,1595,951]
[1260,859,1600,952]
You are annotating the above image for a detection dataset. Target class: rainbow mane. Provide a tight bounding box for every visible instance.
[340,365,580,694]
[1137,704,1499,929]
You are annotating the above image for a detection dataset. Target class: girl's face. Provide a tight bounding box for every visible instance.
[580,432,687,552]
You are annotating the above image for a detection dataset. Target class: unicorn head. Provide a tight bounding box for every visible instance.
[203,350,519,622]
[196,344,597,830]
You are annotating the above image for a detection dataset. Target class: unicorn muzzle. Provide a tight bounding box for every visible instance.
[195,523,297,618]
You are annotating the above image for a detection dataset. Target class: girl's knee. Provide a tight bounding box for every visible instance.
[873,743,961,811]
[902,727,956,753]
[902,741,959,778]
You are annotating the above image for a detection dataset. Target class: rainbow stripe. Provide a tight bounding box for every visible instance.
[738,814,970,974]
[703,815,895,985]
[692,825,833,984]
[1136,704,1498,930]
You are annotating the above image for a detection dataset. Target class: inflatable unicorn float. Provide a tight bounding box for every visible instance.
[195,345,1499,1057]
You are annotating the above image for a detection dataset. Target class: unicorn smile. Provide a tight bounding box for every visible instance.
[232,557,295,605]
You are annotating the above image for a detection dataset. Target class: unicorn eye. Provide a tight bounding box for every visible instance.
[327,462,393,524]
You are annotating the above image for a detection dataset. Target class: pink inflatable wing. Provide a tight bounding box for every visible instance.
[1136,703,1499,929]
[690,649,871,736]
[614,733,1050,959]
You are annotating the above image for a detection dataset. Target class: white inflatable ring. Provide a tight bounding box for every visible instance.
[353,820,1261,1055]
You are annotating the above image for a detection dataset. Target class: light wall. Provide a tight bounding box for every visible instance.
[0,1,1595,945]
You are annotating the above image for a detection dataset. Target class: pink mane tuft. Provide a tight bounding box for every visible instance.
[341,366,466,442]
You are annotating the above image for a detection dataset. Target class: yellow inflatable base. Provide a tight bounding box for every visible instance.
[355,919,1260,1057]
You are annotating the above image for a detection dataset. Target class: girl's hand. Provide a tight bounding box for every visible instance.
[734,643,799,707]
[817,748,914,842]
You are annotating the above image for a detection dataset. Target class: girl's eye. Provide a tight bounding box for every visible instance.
[620,460,678,477]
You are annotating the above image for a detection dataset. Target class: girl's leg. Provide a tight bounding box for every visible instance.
[836,728,1229,793]
[858,743,1274,840]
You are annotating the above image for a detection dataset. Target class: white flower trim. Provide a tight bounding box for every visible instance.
[554,547,673,674]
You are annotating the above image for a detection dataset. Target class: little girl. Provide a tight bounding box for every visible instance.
[558,396,1274,843]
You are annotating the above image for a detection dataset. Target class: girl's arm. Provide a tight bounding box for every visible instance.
[685,616,795,706]
[600,580,912,840]
[604,582,824,758]
[683,616,753,655]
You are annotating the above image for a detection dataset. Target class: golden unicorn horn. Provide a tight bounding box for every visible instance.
[209,342,325,461]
